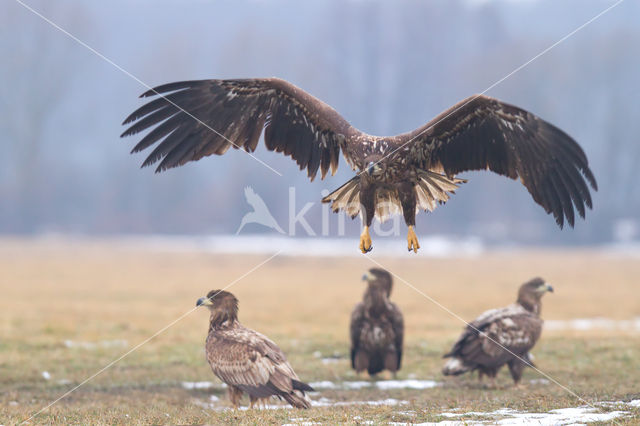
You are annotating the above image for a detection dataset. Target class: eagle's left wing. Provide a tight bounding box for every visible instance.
[398,95,597,228]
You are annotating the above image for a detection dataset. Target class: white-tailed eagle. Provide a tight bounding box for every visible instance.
[196,290,313,408]
[122,78,597,253]
[350,268,404,377]
[442,277,553,387]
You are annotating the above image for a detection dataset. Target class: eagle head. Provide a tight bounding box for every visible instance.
[517,277,553,314]
[197,290,239,325]
[362,268,393,297]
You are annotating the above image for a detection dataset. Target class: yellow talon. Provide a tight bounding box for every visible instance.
[407,226,420,253]
[360,226,373,253]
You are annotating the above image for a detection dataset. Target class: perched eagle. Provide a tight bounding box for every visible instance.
[196,290,314,408]
[122,78,597,253]
[442,277,553,387]
[350,268,404,377]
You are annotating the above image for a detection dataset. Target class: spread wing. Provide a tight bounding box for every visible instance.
[389,302,404,369]
[400,95,597,228]
[206,327,302,398]
[121,78,358,180]
[349,302,366,368]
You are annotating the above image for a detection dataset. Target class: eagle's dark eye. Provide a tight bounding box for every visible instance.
[366,162,375,175]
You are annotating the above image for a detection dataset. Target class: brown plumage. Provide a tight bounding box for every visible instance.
[196,290,313,409]
[122,78,597,253]
[350,269,404,377]
[442,277,553,387]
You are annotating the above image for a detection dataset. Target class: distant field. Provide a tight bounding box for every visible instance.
[1,238,639,424]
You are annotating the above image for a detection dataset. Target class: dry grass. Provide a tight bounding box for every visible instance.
[1,238,639,424]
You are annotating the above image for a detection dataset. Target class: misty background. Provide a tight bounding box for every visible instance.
[1,0,639,246]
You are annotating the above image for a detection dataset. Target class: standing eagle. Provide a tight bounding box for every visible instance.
[350,268,404,377]
[196,290,314,408]
[122,78,597,253]
[442,277,553,387]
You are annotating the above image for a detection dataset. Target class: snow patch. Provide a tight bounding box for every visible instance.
[545,317,640,332]
[376,380,438,390]
[440,405,630,425]
[528,378,550,385]
[181,381,225,390]
[308,379,439,390]
[106,234,484,258]
[63,339,128,349]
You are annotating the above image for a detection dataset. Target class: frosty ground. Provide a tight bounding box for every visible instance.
[1,237,639,424]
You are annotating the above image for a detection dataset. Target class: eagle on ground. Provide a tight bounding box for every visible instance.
[442,277,553,387]
[122,78,597,253]
[350,268,404,377]
[196,290,314,408]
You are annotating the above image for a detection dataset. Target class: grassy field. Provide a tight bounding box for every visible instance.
[1,238,639,425]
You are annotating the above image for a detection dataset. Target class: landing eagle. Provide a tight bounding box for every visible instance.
[122,78,597,253]
[442,277,553,387]
[196,290,314,408]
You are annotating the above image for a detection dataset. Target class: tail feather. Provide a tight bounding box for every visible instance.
[292,379,314,392]
[322,176,361,218]
[322,171,466,222]
[415,171,466,212]
[283,390,312,409]
[442,357,471,376]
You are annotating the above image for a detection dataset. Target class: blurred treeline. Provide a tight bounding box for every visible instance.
[1,0,638,244]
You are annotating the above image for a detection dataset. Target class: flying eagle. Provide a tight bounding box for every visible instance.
[196,290,314,408]
[442,277,553,387]
[350,268,404,377]
[122,78,597,253]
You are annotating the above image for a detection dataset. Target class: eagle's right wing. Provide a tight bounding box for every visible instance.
[122,78,359,180]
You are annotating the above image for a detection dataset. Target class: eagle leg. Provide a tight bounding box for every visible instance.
[407,226,420,253]
[359,226,373,253]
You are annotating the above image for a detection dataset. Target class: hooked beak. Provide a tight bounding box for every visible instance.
[546,284,554,293]
[196,297,213,307]
[362,271,374,281]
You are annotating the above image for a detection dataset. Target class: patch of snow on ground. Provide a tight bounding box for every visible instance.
[181,381,225,390]
[376,379,438,390]
[528,378,550,385]
[63,339,128,349]
[545,317,640,332]
[107,234,484,258]
[200,396,408,412]
[308,381,337,389]
[308,379,439,390]
[440,405,630,425]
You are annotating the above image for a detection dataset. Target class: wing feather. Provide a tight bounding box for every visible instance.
[444,304,543,367]
[122,78,357,179]
[205,326,308,401]
[400,95,597,228]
